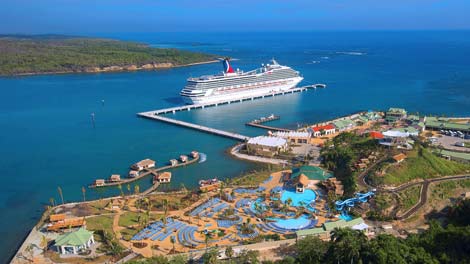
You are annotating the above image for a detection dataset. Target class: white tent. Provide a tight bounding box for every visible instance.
[383,130,409,138]
[351,222,369,231]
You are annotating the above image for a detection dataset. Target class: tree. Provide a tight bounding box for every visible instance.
[170,255,187,264]
[40,235,48,253]
[134,184,140,195]
[162,199,169,227]
[117,184,124,197]
[25,243,34,263]
[49,197,55,207]
[81,186,86,202]
[329,228,367,264]
[296,236,328,264]
[238,249,259,264]
[202,248,219,264]
[127,184,131,195]
[225,246,234,264]
[170,236,176,253]
[57,186,64,204]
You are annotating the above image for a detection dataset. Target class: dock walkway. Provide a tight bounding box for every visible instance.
[138,85,325,141]
[89,155,199,188]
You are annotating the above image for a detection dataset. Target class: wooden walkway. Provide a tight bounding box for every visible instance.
[89,155,200,188]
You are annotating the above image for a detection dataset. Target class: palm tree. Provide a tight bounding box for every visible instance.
[203,232,211,253]
[286,197,293,207]
[219,181,225,200]
[25,243,34,263]
[117,184,124,197]
[49,198,55,207]
[170,236,176,253]
[81,186,86,202]
[57,186,64,205]
[225,246,234,264]
[40,235,48,253]
[162,199,169,228]
[126,184,131,195]
[134,184,140,195]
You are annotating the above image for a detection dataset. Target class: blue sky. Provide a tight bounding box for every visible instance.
[1,0,469,34]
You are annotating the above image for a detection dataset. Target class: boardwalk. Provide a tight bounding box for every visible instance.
[89,154,200,188]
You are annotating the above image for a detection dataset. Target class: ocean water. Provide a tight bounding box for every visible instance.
[1,31,470,261]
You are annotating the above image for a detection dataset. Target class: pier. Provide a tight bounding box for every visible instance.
[138,112,250,141]
[137,84,325,141]
[245,115,293,132]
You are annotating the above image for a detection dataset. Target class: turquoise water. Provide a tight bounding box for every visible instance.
[281,189,317,207]
[1,31,470,261]
[269,214,311,230]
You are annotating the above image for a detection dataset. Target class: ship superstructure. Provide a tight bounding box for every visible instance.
[180,58,303,104]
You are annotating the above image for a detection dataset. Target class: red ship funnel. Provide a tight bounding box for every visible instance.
[222,58,234,73]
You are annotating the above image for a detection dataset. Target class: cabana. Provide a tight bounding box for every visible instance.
[54,227,95,255]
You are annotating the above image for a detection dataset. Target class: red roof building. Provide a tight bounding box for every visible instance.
[369,131,384,139]
[311,124,336,137]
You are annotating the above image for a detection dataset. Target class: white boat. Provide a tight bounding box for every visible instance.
[180,58,303,105]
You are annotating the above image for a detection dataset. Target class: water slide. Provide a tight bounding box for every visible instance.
[335,191,374,211]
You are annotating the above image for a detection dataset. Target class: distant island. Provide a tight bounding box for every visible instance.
[0,35,219,76]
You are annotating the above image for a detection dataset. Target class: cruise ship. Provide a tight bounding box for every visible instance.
[180,58,303,104]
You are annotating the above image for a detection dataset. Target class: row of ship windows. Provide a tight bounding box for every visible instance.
[189,74,298,89]
[188,70,297,85]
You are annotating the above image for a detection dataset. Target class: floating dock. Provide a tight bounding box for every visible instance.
[245,114,293,132]
[137,84,325,141]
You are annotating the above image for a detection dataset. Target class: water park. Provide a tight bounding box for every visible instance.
[123,166,373,256]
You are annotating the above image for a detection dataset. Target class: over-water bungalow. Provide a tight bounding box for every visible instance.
[131,158,156,171]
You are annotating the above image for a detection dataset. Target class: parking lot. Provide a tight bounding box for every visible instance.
[433,135,470,152]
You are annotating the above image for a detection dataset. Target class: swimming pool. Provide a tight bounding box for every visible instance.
[280,189,317,207]
[269,214,315,230]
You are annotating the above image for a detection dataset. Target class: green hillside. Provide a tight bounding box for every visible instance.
[0,35,217,75]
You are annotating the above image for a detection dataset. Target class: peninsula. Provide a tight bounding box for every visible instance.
[0,35,218,76]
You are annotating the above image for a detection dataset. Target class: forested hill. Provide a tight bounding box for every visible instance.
[0,35,218,75]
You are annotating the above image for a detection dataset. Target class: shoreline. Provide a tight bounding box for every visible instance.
[0,59,219,77]
[9,163,275,263]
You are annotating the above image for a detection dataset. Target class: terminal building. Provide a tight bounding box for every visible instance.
[424,116,470,134]
[385,108,407,123]
[247,136,288,157]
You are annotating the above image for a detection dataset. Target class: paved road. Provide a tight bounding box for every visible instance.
[388,175,470,219]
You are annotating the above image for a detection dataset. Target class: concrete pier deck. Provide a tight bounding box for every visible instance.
[138,112,250,141]
[137,84,325,141]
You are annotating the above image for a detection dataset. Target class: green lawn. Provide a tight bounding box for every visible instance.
[231,166,282,186]
[120,227,139,241]
[86,215,114,235]
[398,185,421,212]
[381,147,470,185]
[118,211,163,227]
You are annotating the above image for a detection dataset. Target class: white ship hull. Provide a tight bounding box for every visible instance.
[183,76,303,105]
